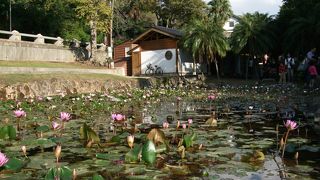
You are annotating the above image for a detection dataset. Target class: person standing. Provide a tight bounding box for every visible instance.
[278,61,287,84]
[307,48,316,61]
[308,60,318,88]
[285,53,295,82]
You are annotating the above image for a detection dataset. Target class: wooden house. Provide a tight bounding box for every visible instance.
[116,26,206,76]
[113,40,137,76]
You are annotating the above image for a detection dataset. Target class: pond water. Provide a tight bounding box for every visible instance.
[0,84,319,179]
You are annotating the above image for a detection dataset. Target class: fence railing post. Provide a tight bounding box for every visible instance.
[54,37,64,46]
[9,30,21,41]
[34,34,45,44]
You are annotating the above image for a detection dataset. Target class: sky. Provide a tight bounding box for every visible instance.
[204,0,283,15]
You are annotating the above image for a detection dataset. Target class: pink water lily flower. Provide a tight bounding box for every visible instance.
[208,95,216,100]
[60,112,71,122]
[52,121,60,130]
[284,120,298,130]
[182,124,187,129]
[0,152,9,167]
[188,118,193,124]
[14,110,26,118]
[163,122,169,129]
[112,114,125,121]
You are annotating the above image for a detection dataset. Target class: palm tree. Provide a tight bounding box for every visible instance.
[182,19,229,80]
[230,12,276,80]
[207,0,232,77]
[282,3,320,54]
[207,0,232,25]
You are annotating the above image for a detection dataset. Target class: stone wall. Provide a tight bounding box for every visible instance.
[0,39,75,62]
[0,30,111,64]
[0,78,151,100]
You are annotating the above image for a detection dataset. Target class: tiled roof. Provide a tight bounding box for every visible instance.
[151,26,183,38]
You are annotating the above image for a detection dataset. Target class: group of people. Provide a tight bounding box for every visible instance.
[277,48,319,88]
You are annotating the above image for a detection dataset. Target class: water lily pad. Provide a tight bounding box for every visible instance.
[141,141,156,164]
[298,145,320,152]
[4,157,28,171]
[45,166,72,180]
[125,144,142,163]
[36,125,50,132]
[92,174,104,180]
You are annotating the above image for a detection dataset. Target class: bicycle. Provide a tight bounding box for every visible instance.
[145,64,163,76]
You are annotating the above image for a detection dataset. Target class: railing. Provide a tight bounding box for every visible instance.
[0,30,108,51]
[0,30,64,46]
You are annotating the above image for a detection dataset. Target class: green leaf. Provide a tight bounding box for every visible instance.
[45,166,73,180]
[141,141,156,164]
[0,126,8,139]
[96,153,114,160]
[7,125,17,140]
[4,157,27,171]
[92,174,104,180]
[110,135,121,143]
[125,144,142,163]
[183,131,196,148]
[155,144,167,153]
[36,125,50,132]
[80,123,100,144]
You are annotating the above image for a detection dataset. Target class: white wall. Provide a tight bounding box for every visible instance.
[223,18,238,33]
[141,49,176,74]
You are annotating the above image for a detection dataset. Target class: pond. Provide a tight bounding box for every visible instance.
[0,84,319,179]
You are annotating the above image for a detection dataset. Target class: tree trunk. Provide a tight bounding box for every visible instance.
[193,58,196,75]
[245,57,248,81]
[89,20,97,63]
[214,58,220,81]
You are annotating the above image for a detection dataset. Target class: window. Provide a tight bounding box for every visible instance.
[125,47,130,57]
[165,51,173,60]
[229,21,234,27]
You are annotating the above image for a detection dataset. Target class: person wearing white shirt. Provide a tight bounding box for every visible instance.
[285,53,295,82]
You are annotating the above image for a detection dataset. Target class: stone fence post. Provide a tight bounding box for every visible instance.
[9,30,21,41]
[54,37,64,46]
[34,34,45,44]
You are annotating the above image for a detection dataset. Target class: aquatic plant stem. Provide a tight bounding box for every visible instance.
[282,130,290,158]
[272,153,287,179]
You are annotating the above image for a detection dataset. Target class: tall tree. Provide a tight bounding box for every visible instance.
[277,0,320,54]
[230,12,276,79]
[182,19,229,79]
[112,0,155,44]
[141,0,206,28]
[207,0,232,25]
[207,0,232,77]
[75,0,112,62]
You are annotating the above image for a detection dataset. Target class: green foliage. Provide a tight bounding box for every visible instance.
[183,19,229,62]
[75,0,112,33]
[125,144,142,163]
[183,131,196,148]
[0,125,17,140]
[36,125,50,133]
[230,12,276,56]
[207,0,233,25]
[45,166,73,180]
[92,174,104,180]
[79,123,100,146]
[4,157,27,171]
[141,140,156,164]
[278,0,320,53]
